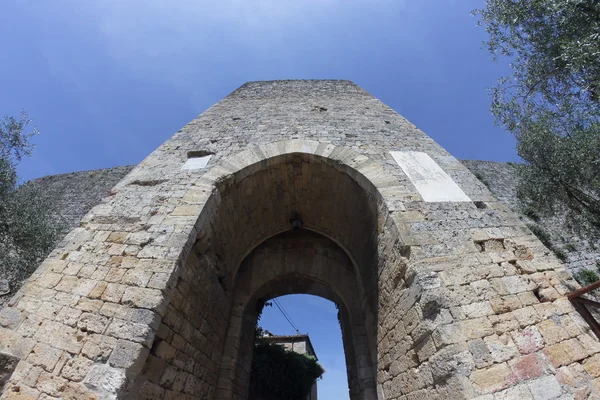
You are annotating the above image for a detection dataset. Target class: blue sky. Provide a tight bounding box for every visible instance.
[1,0,518,398]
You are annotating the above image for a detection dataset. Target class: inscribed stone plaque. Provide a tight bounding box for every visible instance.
[390,151,471,202]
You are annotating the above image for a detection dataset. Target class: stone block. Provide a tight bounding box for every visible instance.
[484,334,518,363]
[517,291,539,307]
[104,268,126,283]
[55,308,82,327]
[526,375,562,400]
[511,326,544,355]
[494,384,533,400]
[508,354,543,382]
[490,296,522,314]
[0,309,24,330]
[7,362,41,389]
[489,313,520,335]
[61,382,98,400]
[429,343,474,381]
[142,355,167,384]
[121,287,167,315]
[432,317,493,347]
[147,273,173,290]
[105,319,155,348]
[100,283,126,303]
[36,371,67,397]
[88,282,108,299]
[159,364,179,390]
[106,232,128,244]
[396,365,434,394]
[468,339,492,369]
[61,357,93,382]
[0,383,41,399]
[138,380,164,399]
[81,334,117,362]
[543,343,572,368]
[470,363,517,394]
[502,275,536,295]
[77,313,109,334]
[462,302,494,319]
[108,340,149,375]
[512,307,541,328]
[561,338,587,363]
[75,298,103,313]
[84,364,126,394]
[537,320,570,345]
[121,269,153,288]
[27,344,61,372]
[36,273,63,289]
[578,333,600,356]
[583,354,600,378]
[415,335,437,362]
[154,341,177,362]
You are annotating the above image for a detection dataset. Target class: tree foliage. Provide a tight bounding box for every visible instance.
[250,338,324,400]
[0,111,65,293]
[474,0,600,236]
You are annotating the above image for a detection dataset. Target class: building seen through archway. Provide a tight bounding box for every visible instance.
[255,294,345,400]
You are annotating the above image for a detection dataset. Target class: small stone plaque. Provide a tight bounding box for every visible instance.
[182,155,212,171]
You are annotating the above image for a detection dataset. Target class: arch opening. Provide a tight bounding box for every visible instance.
[223,229,376,400]
[255,293,349,400]
[137,145,411,400]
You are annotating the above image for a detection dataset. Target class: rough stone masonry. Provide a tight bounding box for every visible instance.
[1,80,599,400]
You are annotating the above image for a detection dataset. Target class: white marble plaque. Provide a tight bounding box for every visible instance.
[182,155,212,171]
[390,151,471,202]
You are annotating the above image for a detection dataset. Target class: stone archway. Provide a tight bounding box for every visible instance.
[219,229,375,400]
[2,81,596,400]
[134,140,408,400]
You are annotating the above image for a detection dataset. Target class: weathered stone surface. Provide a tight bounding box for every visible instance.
[61,357,93,382]
[36,371,67,397]
[526,375,562,400]
[81,334,117,363]
[61,382,98,400]
[470,363,517,394]
[108,340,149,375]
[84,364,126,395]
[0,309,23,330]
[461,160,600,278]
[121,287,166,314]
[508,354,543,381]
[77,313,108,334]
[105,319,154,348]
[26,344,62,372]
[0,80,599,400]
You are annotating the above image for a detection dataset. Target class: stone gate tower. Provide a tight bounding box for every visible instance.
[1,80,598,400]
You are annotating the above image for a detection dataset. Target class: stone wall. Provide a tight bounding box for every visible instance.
[12,161,600,286]
[0,166,134,308]
[461,160,600,278]
[24,166,134,232]
[0,80,598,400]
